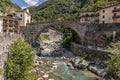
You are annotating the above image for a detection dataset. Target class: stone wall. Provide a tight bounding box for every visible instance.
[71,42,109,63]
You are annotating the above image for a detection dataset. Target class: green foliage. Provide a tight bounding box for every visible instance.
[61,36,72,49]
[39,34,49,41]
[100,34,114,46]
[106,42,120,79]
[6,38,35,80]
[81,0,118,11]
[29,0,81,22]
[0,0,20,13]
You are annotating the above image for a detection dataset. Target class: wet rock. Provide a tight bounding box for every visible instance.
[73,57,82,67]
[39,61,43,64]
[37,78,44,80]
[88,64,106,77]
[42,74,49,78]
[49,79,54,80]
[67,62,74,69]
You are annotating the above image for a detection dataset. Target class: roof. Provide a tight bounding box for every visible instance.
[16,9,31,15]
[96,2,120,11]
[0,15,22,20]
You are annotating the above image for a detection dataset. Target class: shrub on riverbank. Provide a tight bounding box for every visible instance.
[61,36,71,50]
[106,42,120,79]
[5,38,36,80]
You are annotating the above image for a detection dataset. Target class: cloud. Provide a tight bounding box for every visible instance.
[23,0,39,6]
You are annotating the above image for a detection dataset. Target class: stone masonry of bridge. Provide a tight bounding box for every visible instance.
[20,21,120,62]
[21,20,88,45]
[21,20,120,47]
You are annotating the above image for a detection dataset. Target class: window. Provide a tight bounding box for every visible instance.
[102,21,105,24]
[20,14,22,17]
[9,30,13,32]
[103,15,105,18]
[3,30,6,32]
[103,10,105,13]
[114,13,116,16]
[27,20,29,23]
[114,7,117,10]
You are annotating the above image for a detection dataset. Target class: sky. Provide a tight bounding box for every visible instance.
[11,0,47,9]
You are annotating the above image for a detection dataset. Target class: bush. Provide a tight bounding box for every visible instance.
[61,36,71,49]
[6,38,36,80]
[106,42,120,79]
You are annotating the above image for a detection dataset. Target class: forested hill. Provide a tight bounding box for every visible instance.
[0,0,20,13]
[29,0,81,22]
[29,0,119,22]
[81,0,118,11]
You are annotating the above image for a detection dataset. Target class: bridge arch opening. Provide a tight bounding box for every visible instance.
[33,24,82,49]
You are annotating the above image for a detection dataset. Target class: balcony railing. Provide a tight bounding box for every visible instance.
[112,8,120,12]
[95,19,99,22]
[81,14,96,17]
[3,26,8,30]
[95,13,100,17]
[112,15,120,19]
[3,22,8,26]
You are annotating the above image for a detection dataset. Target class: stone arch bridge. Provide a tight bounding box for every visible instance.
[21,20,89,45]
[20,20,120,47]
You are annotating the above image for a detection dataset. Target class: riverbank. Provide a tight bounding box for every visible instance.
[35,40,100,80]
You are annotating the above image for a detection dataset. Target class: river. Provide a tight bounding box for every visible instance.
[35,40,98,80]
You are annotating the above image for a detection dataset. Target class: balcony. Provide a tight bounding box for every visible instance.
[81,14,96,17]
[3,22,8,26]
[112,8,120,12]
[3,26,8,30]
[14,21,18,26]
[95,13,100,17]
[95,19,99,22]
[112,15,120,19]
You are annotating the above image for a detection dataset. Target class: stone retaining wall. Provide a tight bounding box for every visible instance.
[71,42,109,63]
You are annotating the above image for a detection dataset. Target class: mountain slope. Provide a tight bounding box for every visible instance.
[29,0,81,22]
[30,0,119,22]
[81,0,118,11]
[0,0,20,13]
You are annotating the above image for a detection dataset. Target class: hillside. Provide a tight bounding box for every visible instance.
[81,0,118,11]
[0,0,20,13]
[30,0,119,22]
[29,0,81,22]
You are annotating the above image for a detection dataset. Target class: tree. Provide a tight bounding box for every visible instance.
[6,38,36,80]
[106,42,120,79]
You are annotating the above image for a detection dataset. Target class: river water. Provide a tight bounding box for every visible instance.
[35,40,98,80]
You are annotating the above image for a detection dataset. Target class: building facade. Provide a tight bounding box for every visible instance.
[0,14,21,35]
[16,9,31,27]
[0,9,31,35]
[80,11,96,24]
[80,3,120,24]
[96,3,120,24]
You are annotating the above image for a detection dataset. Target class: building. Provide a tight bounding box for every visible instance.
[96,2,120,24]
[15,9,31,27]
[0,13,21,35]
[0,8,31,35]
[49,28,63,42]
[79,11,96,24]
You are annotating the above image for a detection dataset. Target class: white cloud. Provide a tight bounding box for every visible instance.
[21,6,27,9]
[23,0,39,6]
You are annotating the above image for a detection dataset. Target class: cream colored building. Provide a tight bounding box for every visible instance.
[16,9,31,26]
[96,3,120,23]
[80,11,96,24]
[0,14,21,35]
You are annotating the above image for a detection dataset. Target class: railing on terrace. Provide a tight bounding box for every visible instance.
[112,8,120,12]
[71,42,110,52]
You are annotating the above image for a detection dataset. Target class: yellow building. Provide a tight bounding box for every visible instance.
[16,9,31,27]
[96,2,120,24]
